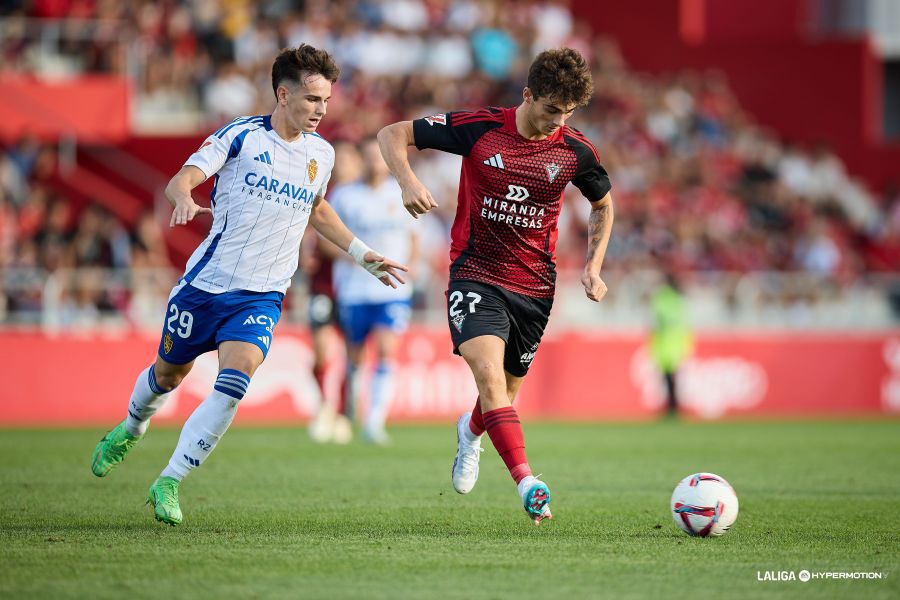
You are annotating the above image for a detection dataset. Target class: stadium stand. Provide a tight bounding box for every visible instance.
[1,0,898,330]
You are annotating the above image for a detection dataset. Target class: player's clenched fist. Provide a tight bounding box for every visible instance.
[401,182,438,218]
[581,270,608,302]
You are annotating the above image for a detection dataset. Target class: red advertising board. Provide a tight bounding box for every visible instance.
[1,328,898,426]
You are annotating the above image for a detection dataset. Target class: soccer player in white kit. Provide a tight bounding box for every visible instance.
[90,45,408,525]
[329,139,417,444]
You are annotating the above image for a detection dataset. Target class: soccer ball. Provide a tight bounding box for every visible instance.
[670,473,739,537]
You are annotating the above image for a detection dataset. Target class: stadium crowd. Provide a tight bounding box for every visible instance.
[1,0,899,326]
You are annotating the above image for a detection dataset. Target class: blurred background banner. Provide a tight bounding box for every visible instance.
[1,328,896,425]
[2,0,900,423]
[0,76,130,143]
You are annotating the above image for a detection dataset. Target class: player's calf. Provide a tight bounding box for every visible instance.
[125,363,185,437]
[92,364,181,477]
[161,369,251,480]
[150,368,251,524]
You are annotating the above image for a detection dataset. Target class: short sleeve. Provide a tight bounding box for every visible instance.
[184,135,229,180]
[413,109,504,156]
[565,130,612,202]
[184,117,260,180]
[317,171,331,199]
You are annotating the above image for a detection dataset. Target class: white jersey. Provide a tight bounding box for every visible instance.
[180,115,334,294]
[330,178,415,304]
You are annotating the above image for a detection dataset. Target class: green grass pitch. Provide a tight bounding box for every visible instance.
[1,421,898,599]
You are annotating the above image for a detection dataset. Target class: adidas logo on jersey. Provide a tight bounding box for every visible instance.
[483,153,504,169]
[257,335,270,348]
[253,151,273,165]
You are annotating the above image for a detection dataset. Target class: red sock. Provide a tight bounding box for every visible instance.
[469,397,485,436]
[483,406,532,484]
[337,369,349,416]
[313,365,326,398]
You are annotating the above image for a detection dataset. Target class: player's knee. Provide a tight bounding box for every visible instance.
[213,369,252,402]
[467,356,500,378]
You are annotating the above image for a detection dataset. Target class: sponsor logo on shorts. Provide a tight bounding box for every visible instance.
[243,314,275,333]
[520,342,539,365]
[163,332,174,354]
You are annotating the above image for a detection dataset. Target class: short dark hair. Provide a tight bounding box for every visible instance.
[527,48,594,107]
[271,44,340,98]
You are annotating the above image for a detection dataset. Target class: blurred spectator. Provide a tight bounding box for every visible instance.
[470,15,519,80]
[203,61,258,124]
[1,1,899,328]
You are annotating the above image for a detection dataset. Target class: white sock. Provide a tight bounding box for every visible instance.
[161,369,250,481]
[125,365,171,436]
[365,361,395,434]
[343,363,359,420]
[461,413,481,444]
[517,475,538,499]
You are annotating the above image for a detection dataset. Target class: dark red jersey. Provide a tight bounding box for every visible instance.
[413,106,611,298]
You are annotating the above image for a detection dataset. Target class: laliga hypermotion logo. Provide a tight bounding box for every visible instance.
[424,114,447,126]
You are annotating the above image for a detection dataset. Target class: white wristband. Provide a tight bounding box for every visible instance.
[348,237,386,278]
[348,237,371,265]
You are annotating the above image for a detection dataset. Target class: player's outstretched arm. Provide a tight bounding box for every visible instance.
[165,165,212,227]
[582,192,614,302]
[377,121,438,219]
[309,196,408,288]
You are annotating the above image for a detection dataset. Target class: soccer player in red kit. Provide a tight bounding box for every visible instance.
[377,48,614,525]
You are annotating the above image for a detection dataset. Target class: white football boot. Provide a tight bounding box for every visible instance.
[331,414,353,445]
[451,412,484,494]
[308,405,336,443]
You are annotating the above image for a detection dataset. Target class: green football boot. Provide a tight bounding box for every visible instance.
[91,420,144,477]
[147,476,183,526]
